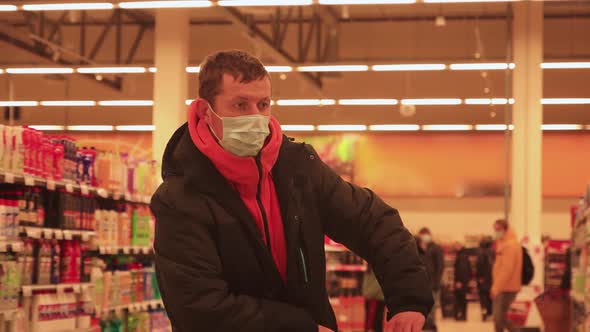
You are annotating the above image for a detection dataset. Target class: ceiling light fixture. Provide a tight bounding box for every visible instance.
[67,125,114,131]
[0,101,39,107]
[424,0,517,3]
[115,125,155,131]
[464,98,512,105]
[98,100,154,106]
[317,125,367,131]
[541,124,584,131]
[542,98,590,105]
[0,5,17,11]
[475,124,514,131]
[280,125,316,131]
[186,66,201,73]
[450,63,511,70]
[319,0,415,4]
[219,0,312,6]
[296,65,369,72]
[401,98,462,105]
[6,67,74,74]
[542,62,590,69]
[371,64,446,71]
[118,1,212,8]
[148,67,157,73]
[77,67,147,74]
[28,125,65,131]
[369,124,420,131]
[40,101,97,107]
[422,125,473,131]
[265,66,293,73]
[22,2,114,10]
[276,99,336,106]
[338,99,398,105]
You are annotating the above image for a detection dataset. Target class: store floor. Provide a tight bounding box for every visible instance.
[435,303,493,332]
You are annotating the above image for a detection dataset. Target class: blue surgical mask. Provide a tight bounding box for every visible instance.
[207,105,270,157]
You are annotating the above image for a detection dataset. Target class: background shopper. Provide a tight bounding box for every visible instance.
[491,219,522,332]
[477,237,495,321]
[454,242,472,321]
[418,228,444,331]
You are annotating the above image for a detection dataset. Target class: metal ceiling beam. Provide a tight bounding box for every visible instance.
[221,6,323,93]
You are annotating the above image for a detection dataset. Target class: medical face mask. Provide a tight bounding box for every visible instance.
[495,231,505,240]
[207,105,271,157]
[420,234,432,244]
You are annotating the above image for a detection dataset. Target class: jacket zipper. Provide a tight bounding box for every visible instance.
[255,156,272,253]
[298,246,309,283]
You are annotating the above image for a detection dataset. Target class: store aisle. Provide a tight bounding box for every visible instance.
[436,303,494,332]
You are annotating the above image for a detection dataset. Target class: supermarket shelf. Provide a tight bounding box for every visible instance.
[22,283,92,297]
[0,240,23,252]
[325,244,347,252]
[326,264,367,272]
[97,245,153,255]
[0,171,151,205]
[103,300,164,314]
[20,226,96,241]
[0,308,20,320]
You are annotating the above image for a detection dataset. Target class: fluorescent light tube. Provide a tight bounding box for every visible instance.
[541,124,583,131]
[317,125,367,131]
[119,1,212,8]
[297,65,369,72]
[77,67,147,74]
[98,100,154,106]
[319,0,415,4]
[541,98,590,105]
[22,2,114,10]
[6,67,74,74]
[422,125,473,131]
[0,5,18,11]
[280,125,316,131]
[369,124,420,131]
[67,125,114,131]
[475,124,513,131]
[276,99,335,106]
[265,66,293,73]
[40,101,96,107]
[542,62,590,69]
[219,0,312,6]
[115,125,155,131]
[0,101,39,107]
[372,64,446,71]
[401,99,462,105]
[450,63,510,70]
[186,66,201,73]
[339,99,398,105]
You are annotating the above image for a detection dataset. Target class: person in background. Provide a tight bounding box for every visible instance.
[418,228,444,331]
[454,242,472,321]
[362,267,385,332]
[477,237,495,321]
[491,219,522,332]
[151,50,433,332]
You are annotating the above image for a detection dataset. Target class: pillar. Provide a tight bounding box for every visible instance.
[153,9,190,163]
[511,1,544,295]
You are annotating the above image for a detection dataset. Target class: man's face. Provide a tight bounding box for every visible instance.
[493,223,505,233]
[212,73,272,117]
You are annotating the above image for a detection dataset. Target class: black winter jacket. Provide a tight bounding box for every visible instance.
[151,123,433,332]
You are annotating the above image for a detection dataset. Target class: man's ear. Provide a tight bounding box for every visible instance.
[194,98,210,119]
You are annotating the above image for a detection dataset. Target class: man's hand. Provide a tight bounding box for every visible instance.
[384,311,425,332]
[318,325,334,332]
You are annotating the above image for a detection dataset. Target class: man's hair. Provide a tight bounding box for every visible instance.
[198,50,269,106]
[495,219,509,230]
[418,227,431,235]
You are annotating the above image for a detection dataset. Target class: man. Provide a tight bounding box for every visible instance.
[151,50,433,332]
[491,219,522,332]
[417,228,444,331]
[453,242,471,321]
[476,237,494,321]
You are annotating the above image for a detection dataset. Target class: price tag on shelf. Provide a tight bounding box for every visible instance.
[65,183,74,193]
[99,246,106,255]
[113,192,122,200]
[97,188,108,198]
[123,247,130,254]
[55,231,63,240]
[46,179,56,191]
[4,173,15,184]
[81,232,91,242]
[80,185,90,195]
[63,230,73,240]
[24,176,35,186]
[124,192,132,201]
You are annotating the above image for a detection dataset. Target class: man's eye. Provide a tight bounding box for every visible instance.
[259,102,270,109]
[235,102,247,109]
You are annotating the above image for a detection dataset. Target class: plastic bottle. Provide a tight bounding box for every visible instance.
[11,127,24,173]
[50,240,61,284]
